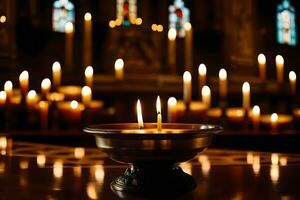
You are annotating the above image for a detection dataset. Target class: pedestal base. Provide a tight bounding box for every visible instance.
[111,165,196,198]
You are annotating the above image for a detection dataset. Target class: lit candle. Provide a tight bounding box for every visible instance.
[271,113,278,131]
[26,90,38,110]
[85,66,93,88]
[226,108,245,122]
[184,22,193,71]
[168,28,176,72]
[183,71,192,104]
[65,22,74,69]
[52,61,61,89]
[4,81,13,101]
[19,70,29,95]
[70,100,83,122]
[167,97,177,123]
[257,53,266,80]
[83,12,92,67]
[114,58,124,80]
[201,85,211,109]
[81,86,92,106]
[41,78,51,97]
[219,68,227,100]
[242,82,250,111]
[137,99,143,129]
[289,71,296,95]
[156,96,162,131]
[0,91,7,106]
[275,55,284,84]
[252,105,260,130]
[198,64,206,94]
[38,101,49,129]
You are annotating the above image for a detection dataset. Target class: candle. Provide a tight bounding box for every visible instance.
[184,22,193,71]
[183,71,192,104]
[275,55,284,84]
[4,81,13,101]
[58,85,82,100]
[19,70,29,95]
[38,101,49,129]
[242,82,250,111]
[219,68,227,100]
[52,61,61,89]
[198,64,206,92]
[115,58,124,80]
[83,12,92,67]
[226,107,245,122]
[207,108,222,119]
[167,97,177,123]
[85,66,93,88]
[168,28,176,72]
[57,100,84,124]
[156,96,162,131]
[189,101,207,117]
[289,71,296,95]
[137,99,143,129]
[252,105,260,130]
[201,85,211,109]
[257,53,266,80]
[26,90,38,110]
[41,78,51,97]
[65,22,74,69]
[81,86,92,106]
[271,113,278,131]
[0,91,6,106]
[260,114,292,129]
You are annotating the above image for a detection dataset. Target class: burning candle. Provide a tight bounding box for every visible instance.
[156,96,162,131]
[4,81,12,101]
[85,66,93,88]
[252,105,260,130]
[83,12,92,67]
[226,108,245,122]
[198,64,206,94]
[289,71,296,95]
[0,91,7,106]
[275,55,284,84]
[183,71,192,104]
[38,101,49,129]
[201,85,211,109]
[242,82,250,111]
[58,85,82,100]
[52,61,61,89]
[184,22,193,71]
[26,90,38,110]
[57,100,84,124]
[168,28,176,71]
[271,113,278,131]
[167,97,177,123]
[41,78,51,97]
[81,86,92,106]
[257,53,266,80]
[219,68,227,100]
[65,22,74,69]
[115,58,124,80]
[137,99,144,129]
[19,70,29,95]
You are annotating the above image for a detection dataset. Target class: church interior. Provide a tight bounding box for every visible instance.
[1,0,300,199]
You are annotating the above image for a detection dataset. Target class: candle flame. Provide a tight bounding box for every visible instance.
[81,86,92,96]
[289,71,296,81]
[184,22,192,31]
[137,99,144,129]
[84,12,92,21]
[257,53,266,64]
[271,113,278,122]
[52,61,61,72]
[70,100,79,109]
[19,70,29,82]
[4,81,12,92]
[198,64,207,76]
[0,16,6,23]
[115,58,124,70]
[0,91,6,102]
[27,90,36,99]
[168,28,176,40]
[242,82,250,93]
[109,20,116,28]
[85,66,93,77]
[219,68,227,80]
[201,85,210,97]
[252,105,260,115]
[156,96,161,114]
[168,97,177,106]
[275,55,284,65]
[41,78,51,91]
[65,22,74,33]
[183,71,192,82]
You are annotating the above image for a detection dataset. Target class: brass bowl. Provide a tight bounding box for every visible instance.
[84,123,222,197]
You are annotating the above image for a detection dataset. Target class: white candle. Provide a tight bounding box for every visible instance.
[275,55,284,84]
[81,86,92,106]
[242,82,250,110]
[41,78,51,96]
[156,96,162,131]
[52,61,61,89]
[83,13,92,67]
[183,71,192,104]
[4,81,13,101]
[289,71,296,95]
[219,68,227,100]
[201,85,211,109]
[65,22,74,68]
[114,58,124,80]
[252,105,260,130]
[184,22,193,71]
[198,64,206,93]
[26,90,38,110]
[271,113,278,131]
[168,28,176,72]
[0,91,7,106]
[137,99,143,129]
[167,97,177,123]
[19,70,29,95]
[85,66,93,88]
[257,54,266,80]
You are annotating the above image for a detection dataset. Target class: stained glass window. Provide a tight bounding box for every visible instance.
[169,0,190,38]
[52,0,75,32]
[277,0,297,46]
[116,0,137,26]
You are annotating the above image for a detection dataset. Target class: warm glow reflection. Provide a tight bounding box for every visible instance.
[74,147,85,159]
[53,160,63,178]
[198,64,207,76]
[84,12,92,21]
[157,24,163,32]
[168,28,176,40]
[180,162,192,175]
[0,16,6,23]
[270,164,279,183]
[86,182,98,199]
[289,71,296,81]
[19,160,29,169]
[271,153,279,165]
[257,53,266,64]
[198,155,210,177]
[73,166,82,177]
[94,165,105,182]
[279,157,287,166]
[135,17,142,25]
[219,68,227,80]
[0,136,7,149]
[37,154,46,168]
[70,100,79,109]
[65,22,74,33]
[247,152,254,164]
[252,155,260,175]
[271,113,278,122]
[137,99,144,129]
